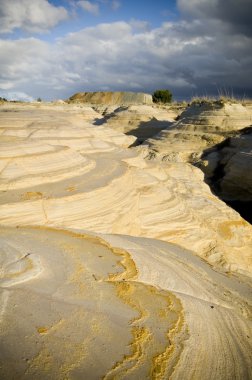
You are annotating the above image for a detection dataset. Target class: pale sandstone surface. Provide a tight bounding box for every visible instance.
[142,102,252,162]
[0,102,251,379]
[101,105,177,142]
[140,101,252,227]
[0,103,251,275]
[0,226,251,379]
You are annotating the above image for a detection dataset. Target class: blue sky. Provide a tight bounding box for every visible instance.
[0,0,251,101]
[53,0,178,27]
[6,0,179,41]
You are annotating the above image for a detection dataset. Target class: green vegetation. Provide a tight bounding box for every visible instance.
[37,97,42,102]
[153,89,173,104]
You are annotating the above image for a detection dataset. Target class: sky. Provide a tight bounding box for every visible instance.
[0,0,252,101]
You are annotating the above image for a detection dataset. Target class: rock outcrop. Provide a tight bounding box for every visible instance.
[200,127,252,222]
[101,105,177,142]
[143,101,252,162]
[202,127,252,199]
[1,225,251,380]
[68,91,153,105]
[0,101,251,380]
[0,102,251,274]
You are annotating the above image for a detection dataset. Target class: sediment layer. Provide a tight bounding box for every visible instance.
[68,91,153,105]
[0,101,251,379]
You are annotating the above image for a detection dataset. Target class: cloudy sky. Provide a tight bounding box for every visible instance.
[0,0,252,101]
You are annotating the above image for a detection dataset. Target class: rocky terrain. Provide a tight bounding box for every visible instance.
[0,100,251,379]
[100,105,177,143]
[68,91,153,105]
[201,127,252,200]
[140,100,252,223]
[201,126,252,223]
[142,101,252,163]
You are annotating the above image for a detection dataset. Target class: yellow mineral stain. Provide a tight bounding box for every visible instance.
[103,326,151,380]
[21,191,43,200]
[37,326,48,334]
[19,226,187,379]
[22,225,138,281]
[158,308,169,319]
[114,281,148,324]
[151,295,185,380]
[218,220,248,239]
[107,247,138,282]
[66,186,76,192]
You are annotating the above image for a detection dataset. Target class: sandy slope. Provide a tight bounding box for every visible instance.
[0,102,251,379]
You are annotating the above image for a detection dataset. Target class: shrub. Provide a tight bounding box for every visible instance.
[153,89,172,103]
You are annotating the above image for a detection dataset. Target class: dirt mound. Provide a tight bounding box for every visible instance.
[68,91,153,105]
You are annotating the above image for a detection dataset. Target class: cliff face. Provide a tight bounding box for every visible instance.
[202,127,252,206]
[68,91,153,105]
[139,100,252,223]
[142,102,252,162]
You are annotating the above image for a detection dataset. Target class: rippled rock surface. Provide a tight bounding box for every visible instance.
[143,101,252,163]
[0,102,251,379]
[102,105,177,143]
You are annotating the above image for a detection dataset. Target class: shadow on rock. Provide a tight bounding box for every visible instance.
[199,126,252,223]
[125,118,173,144]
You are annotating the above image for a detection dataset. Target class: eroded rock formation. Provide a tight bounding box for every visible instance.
[1,226,251,379]
[0,101,251,379]
[143,101,252,162]
[101,105,177,142]
[0,102,251,274]
[201,126,252,222]
[68,91,153,105]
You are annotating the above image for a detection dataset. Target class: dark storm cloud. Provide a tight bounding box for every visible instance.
[217,0,252,35]
[178,0,252,36]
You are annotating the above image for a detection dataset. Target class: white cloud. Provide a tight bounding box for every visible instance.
[77,1,99,15]
[0,18,251,100]
[0,0,68,34]
[0,90,34,101]
[129,19,150,32]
